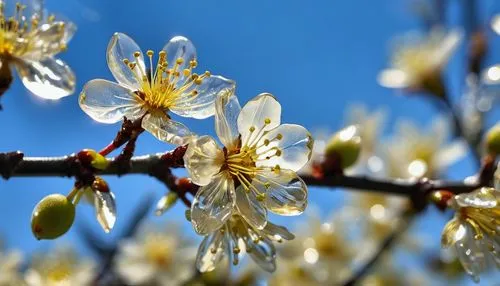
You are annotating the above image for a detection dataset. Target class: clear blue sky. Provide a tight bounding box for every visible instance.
[1,0,499,284]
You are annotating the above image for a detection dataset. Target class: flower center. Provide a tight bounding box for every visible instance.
[224,118,284,201]
[46,264,71,282]
[124,50,211,112]
[144,236,173,268]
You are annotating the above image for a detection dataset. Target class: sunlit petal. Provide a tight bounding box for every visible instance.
[262,221,295,241]
[15,57,75,99]
[93,191,117,233]
[24,22,67,61]
[196,230,227,272]
[454,187,497,209]
[162,36,196,79]
[377,69,410,88]
[243,230,276,272]
[441,218,462,248]
[431,29,462,68]
[235,185,267,230]
[253,169,307,216]
[191,173,235,235]
[107,32,145,90]
[215,90,241,150]
[141,113,194,145]
[79,79,145,123]
[256,124,313,172]
[170,75,235,119]
[238,93,281,145]
[184,135,224,186]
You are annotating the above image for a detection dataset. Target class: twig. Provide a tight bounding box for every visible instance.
[343,208,416,286]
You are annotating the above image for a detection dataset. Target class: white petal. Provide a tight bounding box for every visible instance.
[253,169,307,216]
[191,173,235,235]
[256,124,313,172]
[243,230,276,272]
[454,187,497,209]
[15,57,75,99]
[434,139,467,171]
[377,69,411,89]
[453,224,486,280]
[196,230,227,272]
[441,218,463,248]
[235,185,267,230]
[215,90,241,150]
[238,93,281,146]
[93,191,117,233]
[141,113,194,145]
[23,22,68,61]
[162,36,196,77]
[170,75,235,119]
[184,136,224,186]
[262,221,295,241]
[107,32,145,90]
[431,30,462,68]
[79,79,145,123]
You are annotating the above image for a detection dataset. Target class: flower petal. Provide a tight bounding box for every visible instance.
[196,230,227,273]
[453,224,486,281]
[184,136,224,186]
[107,32,145,90]
[191,173,235,235]
[15,57,75,99]
[377,69,411,89]
[441,218,462,248]
[162,36,196,78]
[141,113,194,145]
[235,185,267,230]
[252,169,307,216]
[23,22,68,61]
[262,221,295,241]
[243,229,276,272]
[93,190,117,233]
[215,90,241,150]
[256,124,313,172]
[79,79,144,123]
[454,188,497,209]
[238,93,281,146]
[170,75,235,119]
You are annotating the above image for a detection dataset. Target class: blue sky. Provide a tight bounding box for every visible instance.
[1,0,500,284]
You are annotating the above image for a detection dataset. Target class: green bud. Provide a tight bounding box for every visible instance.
[325,125,362,169]
[31,194,75,240]
[486,123,500,155]
[77,149,109,170]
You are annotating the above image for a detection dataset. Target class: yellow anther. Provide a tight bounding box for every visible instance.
[264,182,271,189]
[146,50,154,57]
[273,164,281,174]
[48,14,55,23]
[233,247,240,254]
[142,75,148,82]
[210,248,217,254]
[191,73,199,80]
[128,62,136,70]
[256,193,266,202]
[176,57,184,64]
[249,126,256,132]
[275,149,282,156]
[264,139,270,146]
[191,90,198,96]
[204,71,211,77]
[276,133,283,140]
[190,59,198,67]
[174,71,180,77]
[133,51,141,58]
[159,51,166,57]
[183,69,191,77]
[123,59,130,65]
[264,118,271,125]
[194,78,203,85]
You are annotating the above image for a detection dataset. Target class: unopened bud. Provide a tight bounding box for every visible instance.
[77,149,109,170]
[31,194,75,240]
[325,125,362,169]
[485,123,500,155]
[430,190,454,211]
[155,192,178,216]
[92,176,110,193]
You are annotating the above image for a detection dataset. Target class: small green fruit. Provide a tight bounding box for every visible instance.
[31,194,75,240]
[486,123,500,155]
[325,125,362,169]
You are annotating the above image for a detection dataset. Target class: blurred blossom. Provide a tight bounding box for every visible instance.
[185,92,312,236]
[491,14,500,35]
[24,247,95,286]
[0,248,24,286]
[441,187,500,282]
[383,117,466,179]
[297,129,329,176]
[79,33,235,145]
[271,209,357,285]
[345,104,386,158]
[378,28,461,95]
[360,255,427,286]
[0,0,76,99]
[114,224,196,286]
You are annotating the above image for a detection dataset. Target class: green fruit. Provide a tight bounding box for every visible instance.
[486,123,500,155]
[31,194,75,240]
[325,125,362,169]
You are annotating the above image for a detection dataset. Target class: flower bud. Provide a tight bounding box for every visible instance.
[430,190,454,211]
[325,125,362,169]
[77,149,109,170]
[155,192,178,216]
[31,194,75,240]
[485,123,500,155]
